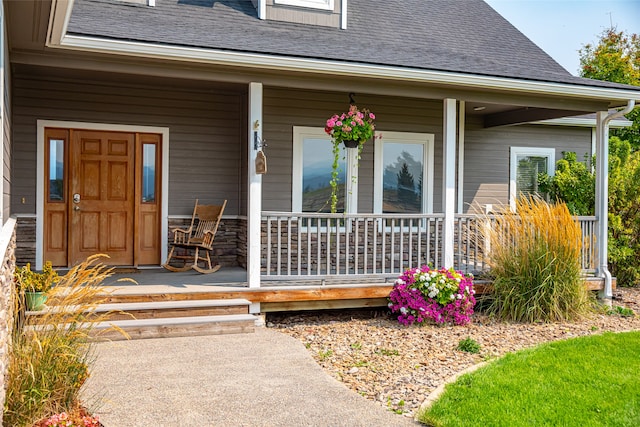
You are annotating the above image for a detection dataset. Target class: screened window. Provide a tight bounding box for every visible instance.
[510,147,555,209]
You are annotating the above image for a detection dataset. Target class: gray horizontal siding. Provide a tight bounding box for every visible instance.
[11,72,245,216]
[262,87,444,212]
[3,89,10,224]
[464,118,592,212]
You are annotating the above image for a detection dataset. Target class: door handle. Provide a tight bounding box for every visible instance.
[73,206,80,211]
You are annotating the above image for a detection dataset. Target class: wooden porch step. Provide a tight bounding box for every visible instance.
[94,298,250,320]
[93,314,257,340]
[27,298,257,339]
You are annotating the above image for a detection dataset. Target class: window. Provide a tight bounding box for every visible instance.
[374,132,435,214]
[274,0,334,10]
[142,143,156,203]
[292,127,346,212]
[509,147,555,210]
[49,139,64,202]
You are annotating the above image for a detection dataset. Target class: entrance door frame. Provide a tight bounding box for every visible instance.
[36,120,170,270]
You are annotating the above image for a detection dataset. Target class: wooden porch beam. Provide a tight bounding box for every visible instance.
[483,108,586,128]
[101,278,610,305]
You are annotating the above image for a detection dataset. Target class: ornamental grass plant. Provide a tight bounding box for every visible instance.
[484,197,592,322]
[4,255,129,427]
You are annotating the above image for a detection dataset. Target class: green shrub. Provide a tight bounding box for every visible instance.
[538,151,594,216]
[607,305,635,317]
[538,139,640,287]
[484,198,592,322]
[457,337,481,354]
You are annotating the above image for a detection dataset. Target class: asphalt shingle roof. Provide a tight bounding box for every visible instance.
[67,0,639,92]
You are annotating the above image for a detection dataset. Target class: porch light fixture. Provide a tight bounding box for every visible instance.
[253,120,267,150]
[473,106,486,111]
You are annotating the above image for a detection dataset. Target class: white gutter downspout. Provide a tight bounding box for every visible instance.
[595,100,635,302]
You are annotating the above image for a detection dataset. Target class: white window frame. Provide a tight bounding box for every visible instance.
[274,0,334,11]
[36,120,170,270]
[293,126,329,212]
[291,126,357,232]
[509,146,555,211]
[373,131,435,215]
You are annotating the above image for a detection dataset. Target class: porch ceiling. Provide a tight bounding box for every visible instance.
[5,0,51,54]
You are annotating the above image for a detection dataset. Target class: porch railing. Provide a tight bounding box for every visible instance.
[261,212,597,277]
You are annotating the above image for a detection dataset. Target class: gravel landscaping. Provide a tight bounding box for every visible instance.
[267,288,640,419]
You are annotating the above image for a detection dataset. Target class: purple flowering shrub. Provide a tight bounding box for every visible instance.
[388,266,476,326]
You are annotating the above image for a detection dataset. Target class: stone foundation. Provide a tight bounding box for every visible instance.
[0,218,18,427]
[167,217,245,267]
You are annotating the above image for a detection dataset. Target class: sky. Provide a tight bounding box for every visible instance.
[484,0,640,76]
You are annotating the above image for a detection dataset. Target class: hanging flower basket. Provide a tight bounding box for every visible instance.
[325,105,376,147]
[324,105,376,212]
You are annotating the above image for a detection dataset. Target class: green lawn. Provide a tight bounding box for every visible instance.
[418,331,640,427]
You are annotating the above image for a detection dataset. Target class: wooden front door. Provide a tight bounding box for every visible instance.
[44,128,162,267]
[68,131,135,265]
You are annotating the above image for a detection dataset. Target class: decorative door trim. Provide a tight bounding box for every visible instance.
[36,120,170,270]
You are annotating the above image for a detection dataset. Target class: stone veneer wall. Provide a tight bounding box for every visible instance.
[15,217,35,267]
[167,217,244,267]
[14,216,246,269]
[0,218,18,427]
[237,217,247,269]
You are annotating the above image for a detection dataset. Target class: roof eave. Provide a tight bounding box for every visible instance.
[47,21,640,106]
[534,117,633,128]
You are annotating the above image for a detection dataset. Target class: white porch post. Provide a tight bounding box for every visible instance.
[345,147,358,213]
[595,101,635,301]
[595,110,611,300]
[457,101,465,214]
[248,82,263,293]
[442,98,457,269]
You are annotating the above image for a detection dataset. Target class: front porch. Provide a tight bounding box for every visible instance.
[102,262,610,315]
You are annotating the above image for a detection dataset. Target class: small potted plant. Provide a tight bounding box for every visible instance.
[15,261,60,311]
[324,105,376,212]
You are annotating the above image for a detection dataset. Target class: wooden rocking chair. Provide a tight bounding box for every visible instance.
[163,199,227,274]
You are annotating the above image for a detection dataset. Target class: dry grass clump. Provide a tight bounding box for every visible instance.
[4,255,129,427]
[484,197,592,322]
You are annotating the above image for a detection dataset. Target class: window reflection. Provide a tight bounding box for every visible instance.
[302,138,346,212]
[142,144,156,203]
[49,139,64,201]
[382,143,423,213]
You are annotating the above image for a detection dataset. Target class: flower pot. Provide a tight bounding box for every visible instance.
[342,139,361,148]
[25,291,47,311]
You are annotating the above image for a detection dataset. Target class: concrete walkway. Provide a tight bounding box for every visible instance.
[82,329,420,427]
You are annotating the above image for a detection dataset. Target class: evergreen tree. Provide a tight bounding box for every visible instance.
[397,162,416,208]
